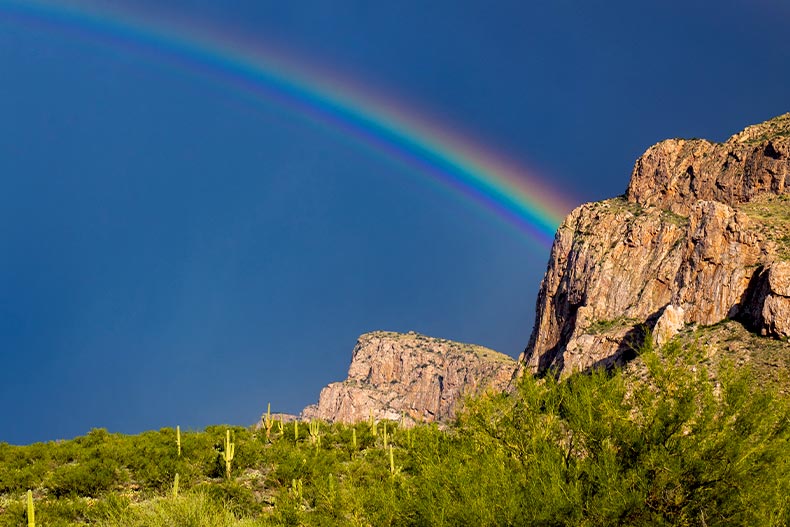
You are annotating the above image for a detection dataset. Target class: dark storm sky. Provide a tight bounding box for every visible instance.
[1,0,788,444]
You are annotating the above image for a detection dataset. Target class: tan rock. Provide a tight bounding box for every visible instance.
[762,295,790,338]
[626,113,790,215]
[653,305,685,348]
[762,261,790,338]
[520,198,686,374]
[673,201,764,324]
[768,260,790,296]
[741,262,790,338]
[301,331,517,425]
[522,114,790,376]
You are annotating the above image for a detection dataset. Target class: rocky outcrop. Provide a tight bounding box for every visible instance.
[522,114,790,376]
[626,113,790,215]
[653,304,684,348]
[302,331,517,425]
[741,261,790,338]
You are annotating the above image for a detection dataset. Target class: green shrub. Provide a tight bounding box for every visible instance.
[47,458,123,498]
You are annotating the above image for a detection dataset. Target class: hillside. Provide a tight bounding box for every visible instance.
[2,339,788,526]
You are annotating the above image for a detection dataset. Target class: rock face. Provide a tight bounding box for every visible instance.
[653,304,685,348]
[626,113,790,215]
[741,261,790,338]
[302,331,517,424]
[522,114,790,375]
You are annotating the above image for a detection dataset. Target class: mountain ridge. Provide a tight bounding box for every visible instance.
[522,113,790,379]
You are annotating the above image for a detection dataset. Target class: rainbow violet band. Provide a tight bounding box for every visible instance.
[1,0,576,247]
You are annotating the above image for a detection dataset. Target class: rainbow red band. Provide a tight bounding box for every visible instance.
[1,0,576,246]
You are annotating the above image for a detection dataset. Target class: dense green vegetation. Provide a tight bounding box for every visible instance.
[2,339,789,526]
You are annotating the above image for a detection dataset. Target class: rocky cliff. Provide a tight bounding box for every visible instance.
[521,113,790,378]
[302,331,517,424]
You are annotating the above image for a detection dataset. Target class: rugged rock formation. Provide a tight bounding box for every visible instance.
[626,113,790,215]
[522,114,790,376]
[741,261,790,338]
[302,331,517,425]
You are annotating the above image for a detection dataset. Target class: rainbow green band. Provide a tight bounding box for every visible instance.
[1,0,575,246]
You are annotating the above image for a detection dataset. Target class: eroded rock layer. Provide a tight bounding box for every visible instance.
[302,331,517,424]
[522,114,790,375]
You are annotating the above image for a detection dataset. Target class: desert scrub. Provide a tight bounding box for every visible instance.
[587,316,638,334]
[607,195,644,216]
[739,193,790,260]
[0,342,788,526]
[661,208,688,227]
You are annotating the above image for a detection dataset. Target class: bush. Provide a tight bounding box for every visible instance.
[452,339,790,526]
[47,458,122,497]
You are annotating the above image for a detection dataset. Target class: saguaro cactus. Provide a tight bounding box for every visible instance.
[369,410,377,437]
[294,420,299,441]
[262,403,275,440]
[172,473,180,497]
[220,429,235,479]
[290,478,303,500]
[176,425,181,457]
[27,490,35,527]
[308,420,321,447]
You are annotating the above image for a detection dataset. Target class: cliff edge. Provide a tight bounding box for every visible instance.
[302,331,517,425]
[521,113,790,379]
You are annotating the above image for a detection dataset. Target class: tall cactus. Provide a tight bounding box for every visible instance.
[172,473,180,498]
[220,429,235,479]
[383,423,388,448]
[262,403,275,441]
[26,490,35,527]
[369,410,377,437]
[176,425,181,457]
[308,420,321,447]
[294,420,299,441]
[290,478,303,500]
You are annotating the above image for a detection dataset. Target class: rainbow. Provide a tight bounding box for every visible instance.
[0,0,576,246]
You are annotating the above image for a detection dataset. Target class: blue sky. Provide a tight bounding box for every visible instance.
[1,0,788,444]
